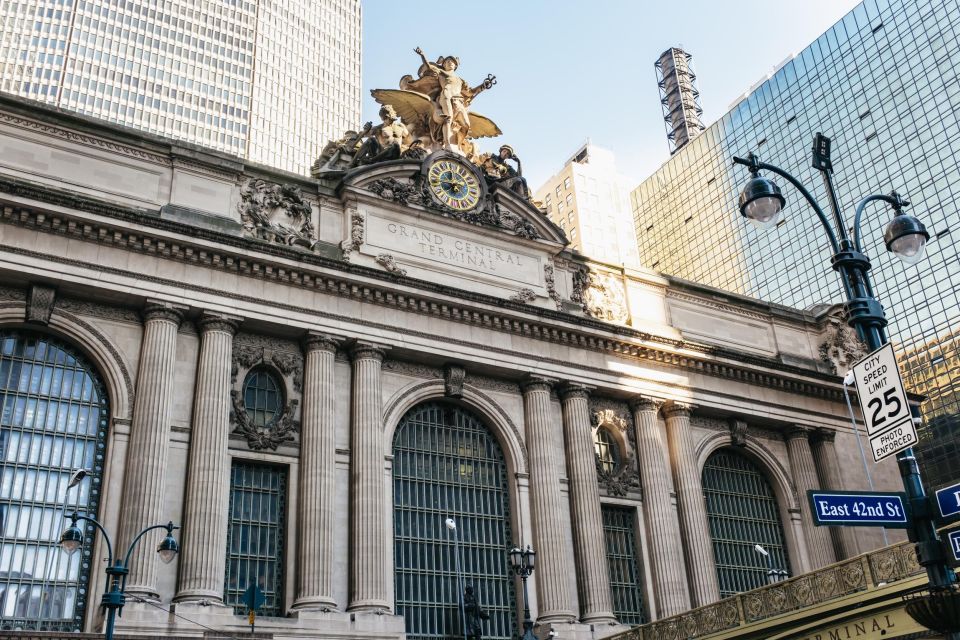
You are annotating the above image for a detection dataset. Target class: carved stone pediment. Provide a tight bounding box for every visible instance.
[238,178,317,250]
[577,269,628,324]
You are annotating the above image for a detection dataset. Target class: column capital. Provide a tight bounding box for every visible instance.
[811,427,837,444]
[143,299,188,325]
[520,374,557,394]
[629,395,663,413]
[349,341,389,362]
[303,332,344,354]
[197,311,241,335]
[662,400,696,419]
[786,425,814,440]
[558,382,593,401]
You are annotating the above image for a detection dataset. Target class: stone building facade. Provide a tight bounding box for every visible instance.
[0,93,905,639]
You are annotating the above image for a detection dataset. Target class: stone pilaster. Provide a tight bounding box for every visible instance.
[293,333,342,611]
[663,401,720,608]
[558,384,615,624]
[119,300,186,600]
[521,377,576,623]
[347,342,390,612]
[175,313,240,603]
[786,426,837,569]
[630,397,688,619]
[810,428,859,560]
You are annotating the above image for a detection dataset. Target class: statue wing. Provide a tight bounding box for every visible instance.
[399,72,440,97]
[370,89,434,124]
[466,111,502,139]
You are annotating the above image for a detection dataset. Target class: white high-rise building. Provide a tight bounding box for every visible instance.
[0,0,361,175]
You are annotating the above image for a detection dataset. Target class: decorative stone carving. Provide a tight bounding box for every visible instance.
[444,364,466,398]
[26,283,57,325]
[367,177,418,205]
[591,406,640,497]
[375,253,407,276]
[591,409,628,433]
[509,288,537,303]
[0,286,26,301]
[582,272,629,324]
[381,359,442,379]
[230,390,300,451]
[340,206,365,262]
[238,179,317,249]
[570,266,588,305]
[271,351,305,393]
[729,418,748,447]
[544,264,563,310]
[818,320,866,375]
[500,210,540,240]
[58,298,140,323]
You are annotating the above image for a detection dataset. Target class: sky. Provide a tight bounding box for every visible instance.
[362,0,861,190]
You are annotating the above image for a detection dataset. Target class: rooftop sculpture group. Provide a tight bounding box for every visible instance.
[313,48,529,199]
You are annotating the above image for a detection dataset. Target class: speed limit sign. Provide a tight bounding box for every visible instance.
[850,342,917,462]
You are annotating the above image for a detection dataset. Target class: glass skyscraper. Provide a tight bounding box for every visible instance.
[0,0,362,175]
[631,0,960,488]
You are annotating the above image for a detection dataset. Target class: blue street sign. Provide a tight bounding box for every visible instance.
[242,585,266,611]
[807,490,910,528]
[948,530,960,563]
[935,482,960,519]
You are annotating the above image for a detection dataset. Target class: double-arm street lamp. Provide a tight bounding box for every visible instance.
[733,133,958,634]
[508,545,537,640]
[59,512,179,640]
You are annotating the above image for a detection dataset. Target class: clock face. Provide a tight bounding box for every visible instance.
[427,159,482,211]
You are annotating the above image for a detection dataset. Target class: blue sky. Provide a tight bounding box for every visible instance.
[362,1,861,190]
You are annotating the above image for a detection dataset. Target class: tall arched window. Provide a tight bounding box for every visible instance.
[393,402,516,640]
[702,448,789,598]
[0,330,109,631]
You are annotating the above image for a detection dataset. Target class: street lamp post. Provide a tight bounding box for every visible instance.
[733,133,958,629]
[59,512,179,640]
[508,545,537,640]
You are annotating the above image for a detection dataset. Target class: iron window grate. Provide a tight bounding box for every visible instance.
[601,506,646,625]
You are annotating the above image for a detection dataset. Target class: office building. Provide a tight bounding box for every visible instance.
[535,143,641,267]
[0,0,362,174]
[630,0,960,488]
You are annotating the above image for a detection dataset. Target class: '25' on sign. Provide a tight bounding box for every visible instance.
[866,388,903,433]
[851,343,912,437]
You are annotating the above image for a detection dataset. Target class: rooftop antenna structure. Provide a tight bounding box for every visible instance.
[655,47,706,154]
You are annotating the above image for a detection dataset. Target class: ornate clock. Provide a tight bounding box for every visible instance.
[424,157,484,211]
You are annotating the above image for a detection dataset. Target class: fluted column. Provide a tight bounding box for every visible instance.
[175,313,240,603]
[631,398,689,619]
[119,300,186,599]
[521,377,576,623]
[293,333,342,610]
[663,402,720,607]
[786,426,837,569]
[348,342,390,612]
[558,384,615,624]
[810,429,859,560]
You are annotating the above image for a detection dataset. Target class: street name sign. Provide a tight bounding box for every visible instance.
[947,530,960,564]
[935,481,960,519]
[807,490,910,528]
[850,343,917,462]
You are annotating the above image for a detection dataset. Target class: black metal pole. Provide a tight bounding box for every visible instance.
[520,573,535,640]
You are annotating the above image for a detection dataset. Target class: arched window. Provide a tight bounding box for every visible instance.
[593,428,620,473]
[242,368,283,427]
[702,448,789,597]
[0,330,109,631]
[393,402,516,640]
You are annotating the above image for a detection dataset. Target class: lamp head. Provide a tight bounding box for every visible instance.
[67,469,88,490]
[754,544,769,557]
[525,545,536,571]
[739,174,785,230]
[508,546,522,570]
[157,527,180,565]
[883,210,929,265]
[444,518,457,531]
[59,522,84,555]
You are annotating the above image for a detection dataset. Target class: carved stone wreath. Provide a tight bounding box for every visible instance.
[238,179,317,249]
[591,408,640,497]
[230,340,304,450]
[230,390,300,451]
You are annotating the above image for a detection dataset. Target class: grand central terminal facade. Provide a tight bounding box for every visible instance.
[0,82,933,640]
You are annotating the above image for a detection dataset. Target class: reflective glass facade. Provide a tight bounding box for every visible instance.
[0,330,108,631]
[631,0,960,487]
[0,0,361,175]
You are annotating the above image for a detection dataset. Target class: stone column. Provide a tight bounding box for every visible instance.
[663,402,721,608]
[119,300,186,600]
[293,333,342,611]
[521,377,576,623]
[175,313,240,603]
[558,384,615,624]
[347,342,390,612]
[786,426,837,569]
[810,428,859,560]
[630,397,689,619]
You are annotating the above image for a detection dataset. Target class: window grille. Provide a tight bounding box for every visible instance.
[0,330,108,631]
[601,506,646,625]
[224,461,286,616]
[242,369,283,428]
[593,428,619,473]
[702,449,789,598]
[393,402,516,640]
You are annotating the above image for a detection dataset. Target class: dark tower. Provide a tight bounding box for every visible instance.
[655,47,706,154]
